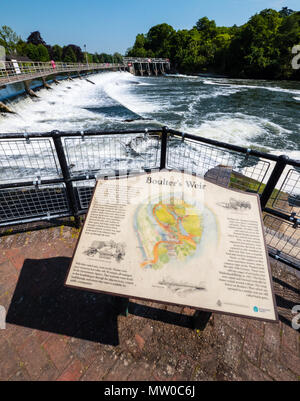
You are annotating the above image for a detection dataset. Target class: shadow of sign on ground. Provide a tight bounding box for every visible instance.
[6,257,120,345]
[6,257,195,345]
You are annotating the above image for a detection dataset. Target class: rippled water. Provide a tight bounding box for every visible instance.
[0,71,299,159]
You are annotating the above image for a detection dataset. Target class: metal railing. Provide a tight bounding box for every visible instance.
[123,57,170,64]
[0,127,299,271]
[0,61,124,85]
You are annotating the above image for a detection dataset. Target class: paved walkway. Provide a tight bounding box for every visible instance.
[0,225,299,381]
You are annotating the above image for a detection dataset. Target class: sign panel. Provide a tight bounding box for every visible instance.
[66,171,277,322]
[11,60,21,74]
[0,46,5,70]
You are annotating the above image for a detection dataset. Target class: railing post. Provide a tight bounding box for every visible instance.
[160,126,168,170]
[52,131,81,228]
[260,155,288,210]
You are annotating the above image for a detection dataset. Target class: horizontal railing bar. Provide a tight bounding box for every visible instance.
[0,129,162,139]
[0,61,124,80]
[0,168,162,190]
[0,212,72,228]
[167,128,300,167]
[0,127,298,167]
[268,251,300,271]
[0,178,65,190]
[264,207,299,224]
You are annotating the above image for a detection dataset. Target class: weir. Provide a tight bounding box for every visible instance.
[123,58,171,76]
[0,58,170,110]
[0,60,127,110]
[0,58,169,89]
[0,60,125,87]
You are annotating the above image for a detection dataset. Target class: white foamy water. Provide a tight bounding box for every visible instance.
[202,77,300,96]
[103,73,162,114]
[0,71,299,161]
[164,74,199,79]
[0,72,154,133]
[180,112,292,147]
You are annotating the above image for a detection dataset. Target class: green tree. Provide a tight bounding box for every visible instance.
[227,9,284,78]
[87,53,93,63]
[195,17,217,39]
[127,47,147,57]
[146,23,175,57]
[275,11,300,79]
[279,7,295,17]
[52,44,63,61]
[126,33,149,57]
[98,53,113,63]
[126,6,300,79]
[25,43,40,61]
[16,39,28,57]
[0,25,20,54]
[134,34,146,49]
[63,46,76,63]
[113,52,123,63]
[92,53,99,63]
[37,44,50,62]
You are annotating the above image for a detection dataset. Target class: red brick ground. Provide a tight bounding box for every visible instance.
[0,225,299,381]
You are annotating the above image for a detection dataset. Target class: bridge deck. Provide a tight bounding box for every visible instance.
[0,58,171,87]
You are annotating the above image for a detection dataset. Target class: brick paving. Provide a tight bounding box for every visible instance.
[0,225,299,381]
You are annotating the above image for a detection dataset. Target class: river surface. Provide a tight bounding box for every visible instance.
[0,71,299,159]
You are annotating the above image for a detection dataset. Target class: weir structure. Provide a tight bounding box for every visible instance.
[0,60,127,112]
[0,127,299,273]
[0,58,170,111]
[0,60,125,87]
[123,57,171,76]
[0,58,170,89]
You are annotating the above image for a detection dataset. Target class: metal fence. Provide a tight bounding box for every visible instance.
[0,61,124,85]
[0,127,299,271]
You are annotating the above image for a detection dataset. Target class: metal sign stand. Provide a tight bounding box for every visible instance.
[116,294,212,331]
[193,311,212,331]
[116,297,130,317]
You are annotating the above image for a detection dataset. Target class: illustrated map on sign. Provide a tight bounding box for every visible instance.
[135,195,219,270]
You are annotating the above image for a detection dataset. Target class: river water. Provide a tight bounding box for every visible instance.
[0,71,299,160]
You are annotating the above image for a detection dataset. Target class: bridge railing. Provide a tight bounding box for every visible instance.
[123,57,170,64]
[0,128,299,271]
[0,61,124,83]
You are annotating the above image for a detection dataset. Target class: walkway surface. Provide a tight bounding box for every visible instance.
[0,224,299,381]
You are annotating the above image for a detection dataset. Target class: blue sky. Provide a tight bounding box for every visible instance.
[1,0,299,54]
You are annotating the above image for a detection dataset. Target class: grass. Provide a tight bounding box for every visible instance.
[229,171,286,210]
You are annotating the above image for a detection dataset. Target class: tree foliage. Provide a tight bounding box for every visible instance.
[0,27,123,65]
[0,25,20,54]
[27,31,46,46]
[63,46,76,63]
[127,7,300,80]
[52,44,63,61]
[37,44,50,62]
